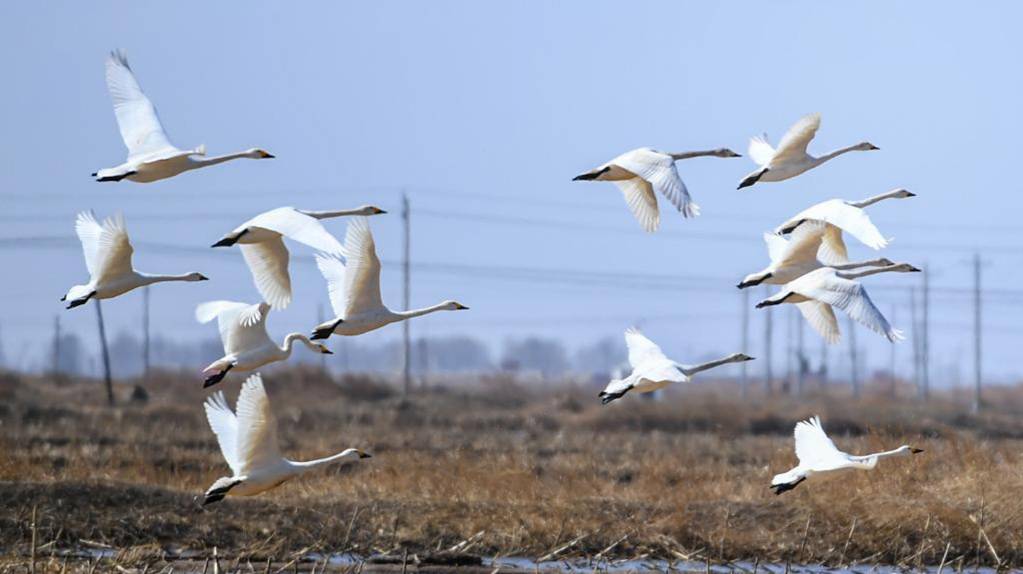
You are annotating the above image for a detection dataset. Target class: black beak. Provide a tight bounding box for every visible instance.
[868,144,880,150]
[905,191,917,197]
[263,153,276,159]
[907,266,922,273]
[375,209,388,214]
[322,349,334,355]
[911,448,924,454]
[198,274,210,281]
[359,452,372,459]
[455,303,469,310]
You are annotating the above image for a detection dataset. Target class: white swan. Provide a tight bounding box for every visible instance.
[62,211,208,309]
[737,220,894,289]
[773,188,916,263]
[738,113,878,189]
[201,373,370,505]
[573,147,741,232]
[598,328,753,404]
[755,264,919,343]
[771,416,923,495]
[310,217,468,339]
[196,300,332,388]
[93,50,273,183]
[211,205,386,309]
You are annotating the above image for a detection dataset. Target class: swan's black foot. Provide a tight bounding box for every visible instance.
[310,319,342,340]
[737,168,768,190]
[598,390,626,405]
[770,476,806,495]
[572,166,610,181]
[95,171,136,182]
[203,364,234,388]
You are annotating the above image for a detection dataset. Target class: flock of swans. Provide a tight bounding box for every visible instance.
[63,51,921,503]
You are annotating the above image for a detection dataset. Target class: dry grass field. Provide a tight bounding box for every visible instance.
[3,367,1023,571]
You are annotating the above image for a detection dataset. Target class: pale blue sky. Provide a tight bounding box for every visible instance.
[2,2,1021,383]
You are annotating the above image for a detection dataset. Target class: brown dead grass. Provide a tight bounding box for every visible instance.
[2,367,1023,569]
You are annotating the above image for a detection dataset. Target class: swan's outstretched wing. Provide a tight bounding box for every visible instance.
[795,301,840,344]
[234,374,283,476]
[196,300,273,355]
[337,217,385,316]
[239,239,291,310]
[771,113,821,164]
[245,207,347,255]
[105,50,178,160]
[748,135,775,167]
[793,416,847,468]
[790,270,902,342]
[817,225,850,265]
[614,149,698,219]
[75,211,134,283]
[777,221,827,267]
[203,390,242,476]
[777,199,886,252]
[315,252,349,317]
[624,327,669,369]
[613,178,659,232]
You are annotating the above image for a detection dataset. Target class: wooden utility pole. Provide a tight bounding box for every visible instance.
[889,305,897,398]
[819,337,828,388]
[848,315,859,398]
[94,301,114,406]
[921,266,930,400]
[972,253,982,413]
[740,289,750,399]
[52,315,61,375]
[401,192,411,395]
[910,287,920,394]
[763,285,773,394]
[142,286,151,377]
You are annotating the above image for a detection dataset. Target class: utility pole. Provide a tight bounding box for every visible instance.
[889,305,897,399]
[763,285,773,394]
[142,286,151,377]
[401,192,412,396]
[94,301,114,406]
[52,315,61,376]
[848,316,859,399]
[784,308,793,392]
[910,287,920,394]
[796,311,805,397]
[819,337,828,388]
[972,253,982,413]
[921,265,930,400]
[740,289,750,400]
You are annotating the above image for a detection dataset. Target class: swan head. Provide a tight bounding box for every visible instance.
[247,148,275,159]
[315,343,333,355]
[358,205,387,216]
[888,263,922,273]
[443,300,469,311]
[728,353,756,363]
[897,445,924,455]
[185,272,210,282]
[343,448,372,459]
[889,188,916,199]
[855,141,880,151]
[713,148,742,158]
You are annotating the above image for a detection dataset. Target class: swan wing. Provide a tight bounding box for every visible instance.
[771,113,821,164]
[234,374,283,476]
[613,178,659,232]
[339,217,385,316]
[315,251,349,317]
[792,270,902,342]
[246,207,347,255]
[239,239,292,310]
[747,135,775,167]
[624,327,669,369]
[762,233,788,265]
[203,390,242,476]
[75,211,134,283]
[105,50,179,160]
[638,362,686,385]
[614,149,698,219]
[795,301,840,344]
[196,301,272,355]
[817,225,850,265]
[793,415,847,468]
[778,221,827,267]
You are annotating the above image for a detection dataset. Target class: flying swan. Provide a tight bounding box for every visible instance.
[773,189,916,263]
[201,373,371,505]
[598,328,753,404]
[737,220,894,289]
[62,211,208,309]
[755,264,919,344]
[771,415,922,495]
[573,147,741,232]
[310,217,468,339]
[738,113,878,189]
[93,50,273,183]
[211,205,386,309]
[196,300,332,388]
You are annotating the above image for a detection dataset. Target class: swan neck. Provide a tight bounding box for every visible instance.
[815,144,862,164]
[138,272,193,285]
[396,302,449,319]
[669,150,716,161]
[281,333,315,354]
[849,190,900,209]
[191,151,251,168]
[836,265,902,280]
[291,449,360,470]
[681,354,741,376]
